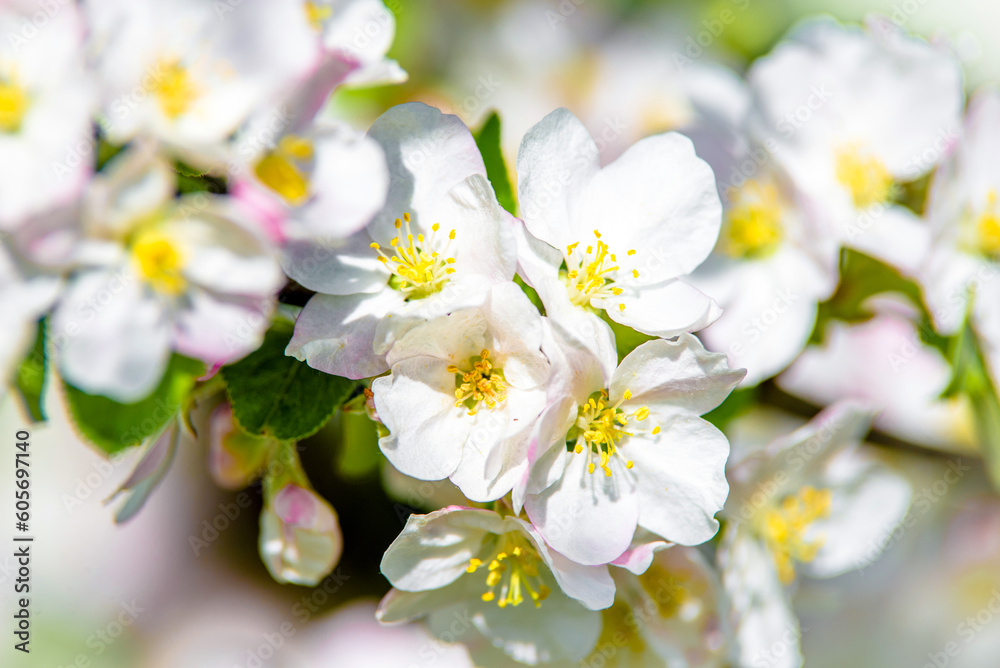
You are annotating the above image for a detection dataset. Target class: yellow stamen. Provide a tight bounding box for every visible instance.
[153,58,199,119]
[0,76,29,133]
[835,143,894,209]
[304,1,332,31]
[566,389,658,476]
[452,349,507,413]
[371,214,456,300]
[757,486,832,584]
[132,230,186,295]
[723,179,784,259]
[467,533,551,609]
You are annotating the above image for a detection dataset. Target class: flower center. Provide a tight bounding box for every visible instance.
[756,485,832,585]
[0,76,29,133]
[154,58,199,120]
[561,229,635,312]
[466,532,551,609]
[566,390,659,476]
[254,135,314,205]
[304,1,333,31]
[132,230,186,295]
[835,143,894,209]
[370,213,456,300]
[975,190,1000,258]
[723,179,784,258]
[447,349,506,416]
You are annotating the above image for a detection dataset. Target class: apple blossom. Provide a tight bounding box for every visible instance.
[372,282,549,501]
[748,16,963,276]
[719,401,912,668]
[287,102,517,379]
[51,142,284,401]
[515,107,723,379]
[522,330,745,566]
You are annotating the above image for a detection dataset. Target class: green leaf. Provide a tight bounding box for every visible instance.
[602,311,655,361]
[474,111,517,215]
[946,318,1000,488]
[811,249,948,354]
[704,386,758,431]
[63,355,205,456]
[14,321,47,422]
[222,323,356,441]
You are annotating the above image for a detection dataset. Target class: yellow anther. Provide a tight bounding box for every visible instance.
[0,76,30,133]
[757,486,832,584]
[627,249,636,256]
[723,179,784,258]
[652,426,660,435]
[394,218,402,229]
[632,269,639,279]
[403,212,411,222]
[835,143,894,209]
[635,407,649,421]
[623,390,632,400]
[618,303,625,312]
[370,242,380,249]
[448,229,456,240]
[131,229,186,296]
[153,58,199,119]
[372,214,455,299]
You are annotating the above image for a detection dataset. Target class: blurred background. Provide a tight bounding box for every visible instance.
[4,0,1000,666]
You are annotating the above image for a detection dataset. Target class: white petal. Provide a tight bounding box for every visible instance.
[174,290,274,365]
[287,290,403,379]
[367,102,486,241]
[516,108,600,250]
[54,269,172,402]
[281,229,388,295]
[380,507,499,592]
[581,132,722,284]
[524,449,639,566]
[610,334,745,416]
[601,279,721,338]
[374,358,471,481]
[628,412,730,546]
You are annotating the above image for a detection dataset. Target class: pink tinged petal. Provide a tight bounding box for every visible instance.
[260,487,343,586]
[628,413,730,546]
[227,180,288,245]
[610,334,746,416]
[286,290,404,379]
[208,403,272,490]
[601,279,721,338]
[53,268,172,402]
[380,507,502,592]
[174,290,275,367]
[373,357,472,481]
[580,132,722,284]
[516,108,601,250]
[611,538,673,575]
[524,449,639,566]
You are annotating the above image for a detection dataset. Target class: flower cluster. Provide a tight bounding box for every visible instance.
[5,2,1000,666]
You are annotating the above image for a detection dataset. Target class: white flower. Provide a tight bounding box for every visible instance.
[377,507,612,666]
[779,295,974,452]
[515,108,723,379]
[719,401,912,668]
[286,102,517,379]
[231,120,390,244]
[748,16,963,275]
[0,236,60,387]
[260,482,343,586]
[372,283,549,501]
[51,143,283,401]
[301,0,407,87]
[86,0,317,164]
[684,67,838,386]
[522,331,744,566]
[920,87,1000,387]
[0,0,94,229]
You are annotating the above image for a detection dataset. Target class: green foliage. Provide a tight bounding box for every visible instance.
[474,111,517,215]
[64,355,205,456]
[15,321,47,422]
[222,323,356,441]
[704,386,758,430]
[335,410,382,480]
[811,249,948,355]
[943,318,1000,489]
